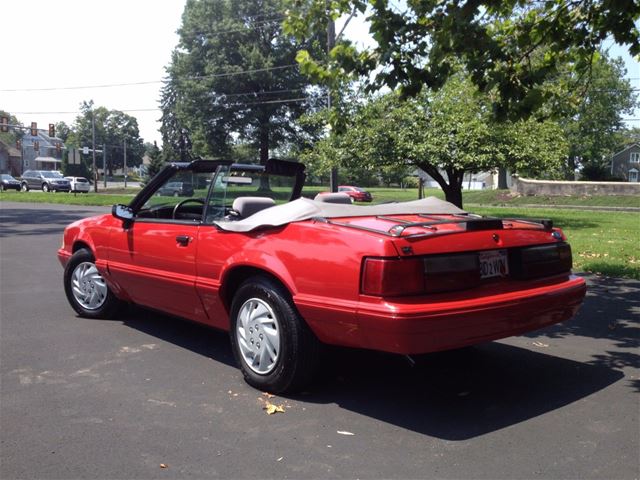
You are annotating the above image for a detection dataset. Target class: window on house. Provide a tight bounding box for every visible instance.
[629,169,639,183]
[631,152,640,164]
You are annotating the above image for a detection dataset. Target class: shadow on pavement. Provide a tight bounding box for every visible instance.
[0,207,107,237]
[525,273,639,391]
[103,302,624,441]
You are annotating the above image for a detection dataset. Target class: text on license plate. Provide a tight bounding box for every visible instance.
[479,250,509,279]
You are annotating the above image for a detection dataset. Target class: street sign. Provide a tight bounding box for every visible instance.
[83,146,89,155]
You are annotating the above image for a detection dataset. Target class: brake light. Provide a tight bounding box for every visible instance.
[509,242,572,279]
[361,258,424,296]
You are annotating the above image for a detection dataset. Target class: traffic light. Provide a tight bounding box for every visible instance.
[30,122,38,136]
[16,139,22,150]
[33,140,40,152]
[56,142,62,153]
[49,123,55,137]
[0,116,8,132]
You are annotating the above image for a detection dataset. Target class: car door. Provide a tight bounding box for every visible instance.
[107,168,215,323]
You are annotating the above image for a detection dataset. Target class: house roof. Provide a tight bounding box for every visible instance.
[611,143,640,158]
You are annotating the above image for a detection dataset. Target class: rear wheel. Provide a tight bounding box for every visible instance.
[229,276,320,393]
[42,183,49,192]
[0,184,4,192]
[21,182,29,192]
[64,248,123,319]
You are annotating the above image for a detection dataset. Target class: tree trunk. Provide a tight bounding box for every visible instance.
[416,163,465,209]
[497,167,508,189]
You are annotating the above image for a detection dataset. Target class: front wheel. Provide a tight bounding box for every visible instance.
[63,248,123,319]
[21,183,29,192]
[42,183,50,192]
[229,276,320,393]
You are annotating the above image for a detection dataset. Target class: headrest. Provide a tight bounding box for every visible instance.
[313,193,352,204]
[231,196,276,218]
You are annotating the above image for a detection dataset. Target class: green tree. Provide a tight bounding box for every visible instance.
[145,141,164,180]
[0,110,22,147]
[67,101,145,177]
[160,0,325,168]
[286,0,639,120]
[557,54,638,179]
[304,77,567,207]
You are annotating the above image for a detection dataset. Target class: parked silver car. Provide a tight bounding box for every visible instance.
[21,170,71,192]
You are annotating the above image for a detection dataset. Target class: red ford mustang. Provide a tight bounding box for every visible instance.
[58,159,586,393]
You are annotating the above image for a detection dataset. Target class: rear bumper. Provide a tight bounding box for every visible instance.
[357,275,586,354]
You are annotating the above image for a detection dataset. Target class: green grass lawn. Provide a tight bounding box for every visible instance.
[2,187,637,279]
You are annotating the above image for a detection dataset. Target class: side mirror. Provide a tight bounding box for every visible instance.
[112,204,134,221]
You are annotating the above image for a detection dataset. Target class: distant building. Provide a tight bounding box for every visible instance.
[610,143,640,182]
[0,139,22,176]
[21,131,65,172]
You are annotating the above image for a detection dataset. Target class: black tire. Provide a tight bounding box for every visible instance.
[229,276,320,393]
[42,183,50,192]
[21,182,29,192]
[63,248,123,319]
[0,184,4,192]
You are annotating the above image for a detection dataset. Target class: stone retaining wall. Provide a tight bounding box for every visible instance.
[513,177,640,196]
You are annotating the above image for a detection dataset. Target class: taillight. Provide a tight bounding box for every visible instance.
[423,253,480,293]
[361,252,481,297]
[361,258,424,296]
[509,242,572,279]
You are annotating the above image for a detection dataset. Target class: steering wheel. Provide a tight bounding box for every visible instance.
[172,198,205,219]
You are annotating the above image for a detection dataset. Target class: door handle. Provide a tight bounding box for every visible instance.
[176,235,191,246]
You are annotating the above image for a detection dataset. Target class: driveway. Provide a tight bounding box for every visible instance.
[1,202,638,479]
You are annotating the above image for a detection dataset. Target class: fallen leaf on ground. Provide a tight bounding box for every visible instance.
[263,402,285,415]
[262,392,275,398]
[160,464,168,469]
[337,430,355,436]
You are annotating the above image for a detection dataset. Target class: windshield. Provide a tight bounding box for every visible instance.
[205,164,297,223]
[41,171,64,178]
[1,174,15,181]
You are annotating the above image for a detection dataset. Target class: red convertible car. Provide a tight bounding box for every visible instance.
[58,159,586,393]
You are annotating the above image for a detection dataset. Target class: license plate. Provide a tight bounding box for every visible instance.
[479,250,509,279]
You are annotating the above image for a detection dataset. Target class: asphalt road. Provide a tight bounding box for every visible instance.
[1,201,638,479]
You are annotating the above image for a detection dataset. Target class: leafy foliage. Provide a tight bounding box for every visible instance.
[66,101,145,176]
[302,77,567,207]
[555,54,638,179]
[285,0,639,120]
[160,0,325,165]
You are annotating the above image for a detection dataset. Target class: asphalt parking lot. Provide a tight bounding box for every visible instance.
[1,201,638,479]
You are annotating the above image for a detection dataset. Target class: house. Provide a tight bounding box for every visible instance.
[611,143,640,182]
[0,139,22,176]
[21,131,65,172]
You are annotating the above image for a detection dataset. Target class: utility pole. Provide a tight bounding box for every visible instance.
[123,138,127,189]
[91,110,97,193]
[327,10,338,193]
[103,144,107,190]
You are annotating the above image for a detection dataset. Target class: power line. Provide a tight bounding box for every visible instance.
[10,97,319,116]
[0,65,300,92]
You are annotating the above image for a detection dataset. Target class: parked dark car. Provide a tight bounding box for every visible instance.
[20,170,71,192]
[156,181,194,197]
[0,174,21,191]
